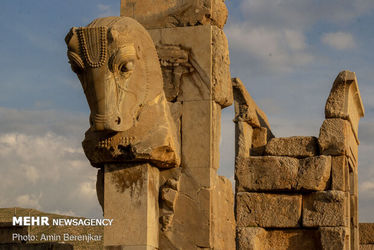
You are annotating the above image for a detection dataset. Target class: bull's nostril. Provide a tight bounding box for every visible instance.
[115,117,121,125]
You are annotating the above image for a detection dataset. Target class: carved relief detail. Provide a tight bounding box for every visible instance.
[77,27,108,68]
[97,136,136,148]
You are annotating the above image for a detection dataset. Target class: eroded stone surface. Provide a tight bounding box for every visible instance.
[104,163,159,248]
[149,25,232,107]
[233,78,273,134]
[237,227,266,250]
[297,156,331,191]
[320,227,350,250]
[212,176,235,250]
[319,118,358,160]
[252,127,268,148]
[236,156,331,192]
[212,27,232,107]
[360,223,374,244]
[325,70,365,141]
[121,0,228,29]
[331,156,349,191]
[237,227,322,250]
[236,156,299,192]
[236,193,302,228]
[361,245,374,250]
[265,136,319,157]
[235,121,253,158]
[303,191,348,227]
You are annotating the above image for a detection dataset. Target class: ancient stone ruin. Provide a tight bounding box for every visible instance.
[63,0,371,249]
[234,71,365,249]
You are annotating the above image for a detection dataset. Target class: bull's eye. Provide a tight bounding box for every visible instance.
[119,61,134,74]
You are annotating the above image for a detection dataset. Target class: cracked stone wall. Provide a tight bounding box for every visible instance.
[234,71,365,250]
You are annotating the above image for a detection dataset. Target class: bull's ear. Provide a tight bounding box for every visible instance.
[65,27,77,45]
[108,28,119,44]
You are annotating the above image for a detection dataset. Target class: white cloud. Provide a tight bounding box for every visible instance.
[225,24,313,72]
[360,181,374,192]
[16,194,42,210]
[97,4,118,17]
[240,0,374,28]
[0,108,101,218]
[321,32,356,50]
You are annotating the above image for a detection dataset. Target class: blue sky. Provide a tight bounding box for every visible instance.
[0,0,373,221]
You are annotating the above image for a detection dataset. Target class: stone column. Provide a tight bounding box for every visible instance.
[321,70,365,250]
[121,1,236,249]
[103,163,159,249]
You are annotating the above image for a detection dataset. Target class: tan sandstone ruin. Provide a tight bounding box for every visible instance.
[64,0,370,249]
[234,71,365,250]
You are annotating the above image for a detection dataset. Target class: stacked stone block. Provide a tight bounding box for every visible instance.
[360,223,374,250]
[234,71,364,250]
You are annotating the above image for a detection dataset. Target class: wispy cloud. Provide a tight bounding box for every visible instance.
[97,4,118,17]
[321,32,356,50]
[226,24,313,72]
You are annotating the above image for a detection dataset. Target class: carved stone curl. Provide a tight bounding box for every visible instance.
[65,17,180,168]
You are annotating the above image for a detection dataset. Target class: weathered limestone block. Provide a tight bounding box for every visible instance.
[331,156,350,191]
[237,227,266,250]
[235,156,299,192]
[159,171,211,248]
[236,193,302,228]
[121,0,228,29]
[148,25,233,107]
[303,191,349,227]
[236,156,331,192]
[320,227,350,250]
[158,100,222,248]
[161,188,178,211]
[297,155,331,190]
[319,118,358,160]
[360,223,374,244]
[233,78,273,135]
[361,245,374,250]
[237,227,322,250]
[212,27,232,107]
[265,136,319,157]
[182,100,211,170]
[212,176,235,250]
[252,127,268,148]
[235,121,253,158]
[325,70,365,141]
[159,171,180,232]
[104,164,159,248]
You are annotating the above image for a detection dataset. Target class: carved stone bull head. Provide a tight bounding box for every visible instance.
[65,17,180,168]
[66,17,164,132]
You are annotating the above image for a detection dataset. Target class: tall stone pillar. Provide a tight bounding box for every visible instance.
[65,17,181,249]
[321,70,365,250]
[120,0,236,249]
